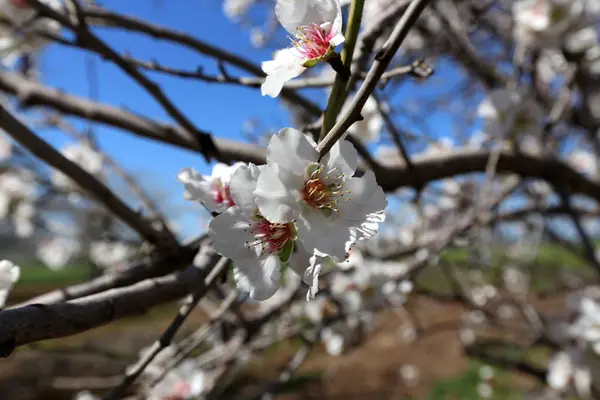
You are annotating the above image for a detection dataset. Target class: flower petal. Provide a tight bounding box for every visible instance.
[255,163,303,223]
[323,140,358,177]
[229,163,263,216]
[177,168,219,212]
[233,254,281,300]
[209,207,257,262]
[261,49,306,97]
[266,127,318,170]
[275,0,342,35]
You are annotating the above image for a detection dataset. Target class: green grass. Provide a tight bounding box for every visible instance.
[417,362,523,400]
[415,242,596,296]
[16,262,91,287]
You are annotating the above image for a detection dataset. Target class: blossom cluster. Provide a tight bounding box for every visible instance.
[300,247,412,355]
[180,128,387,301]
[0,0,63,67]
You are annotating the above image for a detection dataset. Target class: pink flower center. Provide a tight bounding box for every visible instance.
[246,215,294,255]
[290,23,333,60]
[9,0,30,8]
[211,180,235,208]
[302,165,347,211]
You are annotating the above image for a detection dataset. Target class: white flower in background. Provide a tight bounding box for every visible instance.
[13,200,33,237]
[0,168,36,237]
[374,144,403,166]
[250,28,267,48]
[223,0,255,20]
[37,237,81,270]
[477,89,544,138]
[342,96,383,144]
[569,150,598,177]
[53,142,103,191]
[399,364,420,387]
[261,0,344,97]
[89,240,134,271]
[0,0,63,66]
[512,0,585,48]
[0,259,19,307]
[73,391,100,400]
[254,128,387,261]
[419,137,455,157]
[320,325,346,356]
[209,163,317,300]
[547,349,592,397]
[178,162,244,213]
[149,360,206,400]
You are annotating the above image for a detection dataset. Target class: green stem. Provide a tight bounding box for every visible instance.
[319,0,365,142]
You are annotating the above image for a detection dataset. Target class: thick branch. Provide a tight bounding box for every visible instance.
[0,242,220,355]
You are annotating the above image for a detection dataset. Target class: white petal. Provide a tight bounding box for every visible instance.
[547,351,573,391]
[177,168,220,212]
[323,139,359,177]
[297,208,352,260]
[275,0,342,35]
[261,49,306,97]
[337,171,388,223]
[303,255,324,300]
[209,207,257,262]
[229,163,263,216]
[266,127,319,170]
[234,254,281,300]
[254,163,303,223]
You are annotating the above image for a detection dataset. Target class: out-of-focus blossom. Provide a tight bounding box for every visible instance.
[342,96,383,144]
[178,162,244,214]
[148,360,207,400]
[0,0,63,66]
[0,259,19,307]
[223,0,255,20]
[0,168,36,237]
[37,237,81,270]
[89,240,135,271]
[569,150,598,177]
[52,142,103,192]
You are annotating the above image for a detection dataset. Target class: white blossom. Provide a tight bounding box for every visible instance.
[209,163,318,300]
[512,0,586,48]
[178,162,244,213]
[149,360,207,400]
[0,0,63,66]
[261,0,344,97]
[547,349,592,397]
[89,240,135,271]
[342,96,383,144]
[37,237,81,270]
[0,259,19,307]
[0,168,36,237]
[52,142,103,192]
[568,150,598,177]
[254,128,386,262]
[223,0,255,20]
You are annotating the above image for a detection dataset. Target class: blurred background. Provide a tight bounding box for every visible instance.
[0,0,599,399]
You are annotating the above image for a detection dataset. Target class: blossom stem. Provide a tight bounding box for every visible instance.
[318,0,432,157]
[319,0,365,142]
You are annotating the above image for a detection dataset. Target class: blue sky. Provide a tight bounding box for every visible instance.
[34,0,298,238]
[28,0,481,240]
